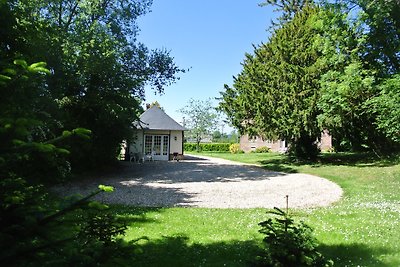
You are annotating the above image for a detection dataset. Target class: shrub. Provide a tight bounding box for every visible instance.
[229,143,244,154]
[0,181,135,267]
[254,146,271,153]
[257,207,333,267]
[184,143,231,152]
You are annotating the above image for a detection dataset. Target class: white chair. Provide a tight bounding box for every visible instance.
[144,151,154,162]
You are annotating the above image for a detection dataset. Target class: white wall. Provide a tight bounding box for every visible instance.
[170,130,183,154]
[129,130,184,156]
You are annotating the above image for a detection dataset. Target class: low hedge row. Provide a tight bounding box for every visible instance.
[184,143,232,152]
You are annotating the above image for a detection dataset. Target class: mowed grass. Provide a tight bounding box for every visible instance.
[113,152,400,266]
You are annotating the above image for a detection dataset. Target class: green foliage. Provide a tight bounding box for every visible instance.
[229,143,244,154]
[221,1,400,157]
[253,146,271,153]
[260,0,313,28]
[179,98,220,150]
[191,151,400,266]
[98,184,114,192]
[0,61,136,266]
[0,61,71,183]
[313,2,400,153]
[220,6,325,160]
[79,211,127,244]
[184,142,231,152]
[367,75,400,144]
[0,177,134,267]
[212,130,240,143]
[287,135,320,161]
[258,207,333,267]
[1,0,184,171]
[353,0,400,73]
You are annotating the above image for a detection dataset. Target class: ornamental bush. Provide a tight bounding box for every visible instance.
[257,207,333,267]
[229,143,244,154]
[184,143,231,152]
[253,146,271,153]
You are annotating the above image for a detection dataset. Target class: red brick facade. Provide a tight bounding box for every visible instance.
[240,130,332,152]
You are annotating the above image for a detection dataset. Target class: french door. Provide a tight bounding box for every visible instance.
[144,135,169,160]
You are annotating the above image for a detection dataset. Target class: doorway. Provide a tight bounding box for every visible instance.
[144,135,169,160]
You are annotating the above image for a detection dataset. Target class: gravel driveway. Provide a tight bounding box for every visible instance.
[54,154,343,209]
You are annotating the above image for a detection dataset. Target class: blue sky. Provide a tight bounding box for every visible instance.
[138,1,277,132]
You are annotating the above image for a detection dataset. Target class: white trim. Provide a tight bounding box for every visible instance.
[144,134,169,161]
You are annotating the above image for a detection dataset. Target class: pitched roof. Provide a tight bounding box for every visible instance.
[137,106,186,131]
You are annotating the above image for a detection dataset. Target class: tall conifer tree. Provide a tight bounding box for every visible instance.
[220,6,326,159]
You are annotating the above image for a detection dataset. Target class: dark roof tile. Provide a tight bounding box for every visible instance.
[137,106,186,131]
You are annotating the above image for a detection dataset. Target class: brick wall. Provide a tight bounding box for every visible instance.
[240,131,332,153]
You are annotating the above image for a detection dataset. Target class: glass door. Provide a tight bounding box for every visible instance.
[144,135,169,160]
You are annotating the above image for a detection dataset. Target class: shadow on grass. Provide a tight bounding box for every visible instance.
[257,158,299,173]
[258,152,399,173]
[109,206,165,225]
[316,152,399,168]
[130,235,262,267]
[116,235,395,267]
[320,242,394,267]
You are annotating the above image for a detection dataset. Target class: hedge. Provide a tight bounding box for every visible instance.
[184,143,231,152]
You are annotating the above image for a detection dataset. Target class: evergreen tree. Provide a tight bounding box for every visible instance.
[220,6,326,160]
[260,0,314,28]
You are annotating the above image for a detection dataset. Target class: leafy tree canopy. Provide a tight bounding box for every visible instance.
[1,0,184,170]
[220,0,400,158]
[179,98,220,151]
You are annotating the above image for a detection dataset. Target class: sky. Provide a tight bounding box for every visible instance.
[137,0,277,132]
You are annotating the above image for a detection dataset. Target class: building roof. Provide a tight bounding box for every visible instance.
[136,106,186,131]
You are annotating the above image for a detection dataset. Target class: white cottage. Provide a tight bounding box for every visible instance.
[128,106,186,161]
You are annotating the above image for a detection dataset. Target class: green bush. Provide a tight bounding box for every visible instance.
[184,143,231,152]
[0,180,136,267]
[258,207,333,267]
[253,146,271,153]
[229,143,244,154]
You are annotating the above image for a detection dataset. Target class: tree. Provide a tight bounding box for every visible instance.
[0,59,133,267]
[220,6,325,160]
[221,1,400,157]
[349,0,400,74]
[179,98,219,151]
[368,75,400,143]
[315,1,400,152]
[260,0,314,28]
[0,1,162,261]
[212,130,224,142]
[3,0,184,170]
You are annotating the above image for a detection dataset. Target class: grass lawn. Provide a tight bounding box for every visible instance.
[112,152,400,266]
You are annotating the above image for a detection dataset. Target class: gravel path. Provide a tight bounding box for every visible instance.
[53,154,343,209]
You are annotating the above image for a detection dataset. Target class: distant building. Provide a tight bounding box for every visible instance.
[128,106,187,161]
[240,130,332,153]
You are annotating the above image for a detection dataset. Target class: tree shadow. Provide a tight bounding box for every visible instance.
[257,158,299,173]
[128,235,262,267]
[314,152,399,168]
[125,236,396,267]
[257,152,399,172]
[319,242,395,267]
[53,153,349,208]
[116,160,285,184]
[109,205,164,225]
